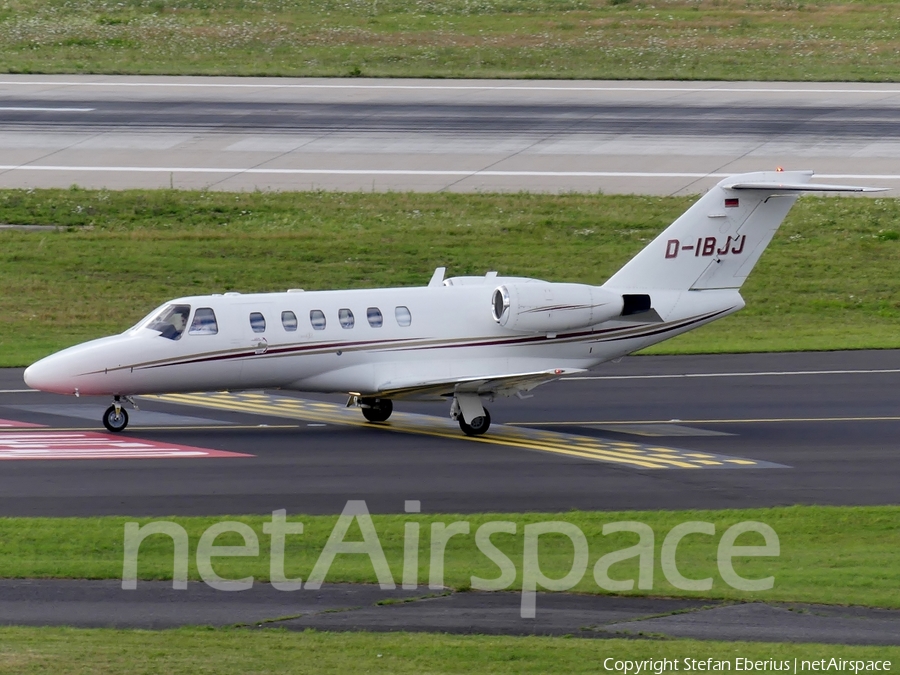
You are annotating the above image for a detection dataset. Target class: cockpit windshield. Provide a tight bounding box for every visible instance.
[127,306,164,333]
[145,304,191,340]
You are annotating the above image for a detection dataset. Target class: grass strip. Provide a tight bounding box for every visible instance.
[1,188,899,366]
[1,505,898,608]
[0,628,897,675]
[1,1,899,81]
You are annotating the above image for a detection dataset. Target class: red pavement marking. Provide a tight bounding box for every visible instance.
[0,431,252,460]
[0,418,45,428]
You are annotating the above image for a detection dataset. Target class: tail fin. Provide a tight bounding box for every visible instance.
[603,170,883,292]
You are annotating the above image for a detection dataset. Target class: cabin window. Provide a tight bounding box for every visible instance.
[281,310,298,332]
[395,305,412,327]
[189,307,218,336]
[338,308,355,329]
[367,307,383,328]
[249,312,266,333]
[310,309,326,330]
[147,304,191,340]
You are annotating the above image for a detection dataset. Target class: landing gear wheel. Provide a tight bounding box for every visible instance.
[361,398,393,423]
[459,408,491,436]
[103,405,129,432]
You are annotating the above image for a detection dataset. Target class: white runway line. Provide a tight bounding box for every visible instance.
[1,165,899,181]
[565,368,900,381]
[1,80,900,94]
[0,106,94,112]
[0,165,721,177]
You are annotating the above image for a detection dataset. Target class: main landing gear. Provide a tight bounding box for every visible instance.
[355,397,393,423]
[350,393,492,437]
[450,394,491,437]
[458,408,491,436]
[103,395,136,433]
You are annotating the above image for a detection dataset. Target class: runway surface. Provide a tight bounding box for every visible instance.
[1,76,899,195]
[0,350,898,517]
[3,580,898,645]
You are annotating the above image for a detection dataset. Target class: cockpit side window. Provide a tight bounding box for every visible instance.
[189,308,219,335]
[147,304,191,340]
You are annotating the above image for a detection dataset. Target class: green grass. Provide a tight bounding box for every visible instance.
[2,506,898,608]
[0,0,898,80]
[1,188,898,366]
[0,628,897,674]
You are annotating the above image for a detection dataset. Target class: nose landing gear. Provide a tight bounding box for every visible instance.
[103,396,136,432]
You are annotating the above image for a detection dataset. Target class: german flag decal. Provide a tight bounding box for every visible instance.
[725,198,739,208]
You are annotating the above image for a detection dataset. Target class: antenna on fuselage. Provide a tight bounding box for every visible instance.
[428,267,446,287]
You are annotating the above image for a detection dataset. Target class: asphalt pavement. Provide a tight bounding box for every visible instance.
[1,76,898,194]
[2,350,898,644]
[0,350,898,517]
[1,580,897,645]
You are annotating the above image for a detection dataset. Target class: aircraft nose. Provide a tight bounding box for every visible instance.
[25,336,135,396]
[24,354,78,395]
[23,364,33,388]
[24,358,58,392]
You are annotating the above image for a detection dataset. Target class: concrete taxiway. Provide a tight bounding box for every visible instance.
[1,76,899,194]
[0,349,898,517]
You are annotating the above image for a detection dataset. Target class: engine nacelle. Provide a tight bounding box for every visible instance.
[491,282,624,333]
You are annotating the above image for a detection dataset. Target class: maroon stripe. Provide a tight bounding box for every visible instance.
[124,308,730,372]
[521,304,592,314]
[600,308,731,342]
[134,337,420,371]
[390,309,726,352]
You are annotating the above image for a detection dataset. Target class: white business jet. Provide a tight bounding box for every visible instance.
[24,171,881,435]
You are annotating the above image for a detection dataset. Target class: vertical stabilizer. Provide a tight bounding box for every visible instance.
[604,171,817,292]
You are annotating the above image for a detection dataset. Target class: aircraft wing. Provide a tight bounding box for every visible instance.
[372,368,586,401]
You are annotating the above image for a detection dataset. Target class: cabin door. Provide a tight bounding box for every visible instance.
[234,302,282,388]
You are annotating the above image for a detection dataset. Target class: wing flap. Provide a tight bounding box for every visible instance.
[374,367,586,400]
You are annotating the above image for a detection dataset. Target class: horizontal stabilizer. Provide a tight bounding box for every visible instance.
[723,181,887,193]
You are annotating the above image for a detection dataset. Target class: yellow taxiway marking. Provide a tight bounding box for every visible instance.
[508,415,900,426]
[152,394,672,469]
[144,392,785,471]
[0,424,301,433]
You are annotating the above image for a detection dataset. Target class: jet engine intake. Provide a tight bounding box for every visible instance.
[491,283,624,333]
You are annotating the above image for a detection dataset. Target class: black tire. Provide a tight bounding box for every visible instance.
[459,408,491,436]
[361,398,393,423]
[103,405,129,432]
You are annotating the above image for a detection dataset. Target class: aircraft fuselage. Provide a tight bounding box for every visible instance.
[23,277,742,399]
